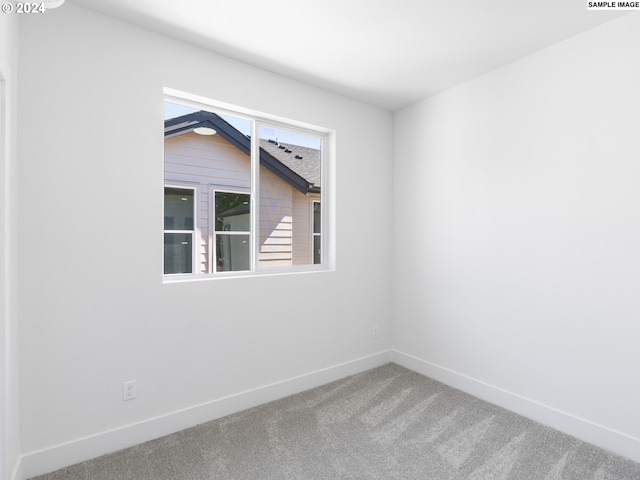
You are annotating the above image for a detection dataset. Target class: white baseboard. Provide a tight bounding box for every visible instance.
[21,349,640,478]
[391,349,640,465]
[20,351,392,479]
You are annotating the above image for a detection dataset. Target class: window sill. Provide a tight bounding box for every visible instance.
[162,265,334,283]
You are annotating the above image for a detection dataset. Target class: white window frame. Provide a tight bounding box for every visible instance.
[163,184,197,276]
[163,88,335,282]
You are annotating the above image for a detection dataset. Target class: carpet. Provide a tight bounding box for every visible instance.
[32,363,640,479]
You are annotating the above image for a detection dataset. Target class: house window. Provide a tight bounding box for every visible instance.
[313,201,321,264]
[163,91,332,279]
[164,186,195,275]
[214,191,250,272]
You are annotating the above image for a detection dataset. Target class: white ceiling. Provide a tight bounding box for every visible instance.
[69,0,628,111]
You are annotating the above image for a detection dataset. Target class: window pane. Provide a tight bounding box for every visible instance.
[216,234,249,272]
[313,202,321,234]
[164,233,193,274]
[215,192,250,232]
[164,187,194,230]
[313,235,321,265]
[258,126,321,267]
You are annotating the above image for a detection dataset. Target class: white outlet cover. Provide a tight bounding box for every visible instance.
[123,380,136,401]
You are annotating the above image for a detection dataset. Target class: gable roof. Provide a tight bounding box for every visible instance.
[165,111,320,195]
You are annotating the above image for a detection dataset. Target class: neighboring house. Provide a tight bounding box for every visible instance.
[164,111,321,274]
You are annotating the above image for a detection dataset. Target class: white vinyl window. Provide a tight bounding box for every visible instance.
[164,186,195,275]
[163,89,333,280]
[312,201,321,265]
[213,190,251,272]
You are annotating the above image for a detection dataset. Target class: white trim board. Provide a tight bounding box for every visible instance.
[390,349,640,465]
[20,351,392,479]
[0,70,14,480]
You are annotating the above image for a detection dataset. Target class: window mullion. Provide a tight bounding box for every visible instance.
[250,119,260,272]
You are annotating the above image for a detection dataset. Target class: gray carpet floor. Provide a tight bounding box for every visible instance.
[32,363,640,479]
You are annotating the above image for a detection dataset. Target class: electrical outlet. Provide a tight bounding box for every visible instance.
[373,326,379,339]
[123,380,136,401]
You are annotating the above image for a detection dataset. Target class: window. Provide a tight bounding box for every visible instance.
[214,191,250,272]
[313,201,321,264]
[163,91,332,279]
[164,186,195,274]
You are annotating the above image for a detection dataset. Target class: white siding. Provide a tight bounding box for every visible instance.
[259,168,293,267]
[165,131,250,188]
[292,190,316,265]
[197,187,209,274]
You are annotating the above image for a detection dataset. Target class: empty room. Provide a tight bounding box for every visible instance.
[1,1,639,479]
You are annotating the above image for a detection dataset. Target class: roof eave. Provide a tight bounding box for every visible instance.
[165,111,311,194]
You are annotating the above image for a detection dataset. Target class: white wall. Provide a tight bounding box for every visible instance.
[0,9,21,480]
[393,13,640,463]
[17,4,392,477]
